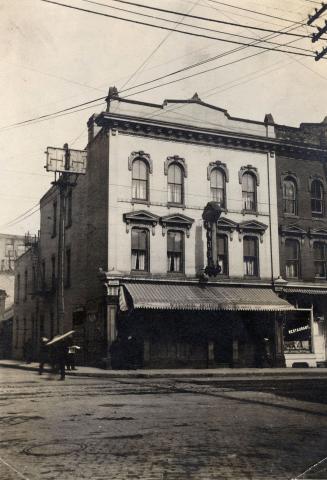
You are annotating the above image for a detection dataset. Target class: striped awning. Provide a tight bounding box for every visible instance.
[284,287,327,295]
[120,283,294,312]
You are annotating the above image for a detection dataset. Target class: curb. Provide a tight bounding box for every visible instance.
[1,362,327,379]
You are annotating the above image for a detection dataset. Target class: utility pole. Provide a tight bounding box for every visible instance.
[307,3,327,25]
[307,2,327,60]
[45,144,87,335]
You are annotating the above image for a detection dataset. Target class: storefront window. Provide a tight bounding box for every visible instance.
[283,311,312,354]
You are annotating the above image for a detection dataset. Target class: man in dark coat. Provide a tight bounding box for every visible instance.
[53,338,70,380]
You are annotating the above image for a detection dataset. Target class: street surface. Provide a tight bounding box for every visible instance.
[0,367,326,480]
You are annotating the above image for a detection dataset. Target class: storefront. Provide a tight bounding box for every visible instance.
[281,287,327,367]
[106,280,295,369]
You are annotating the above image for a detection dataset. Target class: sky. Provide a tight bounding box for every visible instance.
[1,0,327,235]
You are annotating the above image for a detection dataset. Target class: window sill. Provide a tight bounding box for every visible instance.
[166,272,186,278]
[243,275,260,280]
[131,199,150,207]
[241,209,258,216]
[312,215,324,220]
[167,203,185,209]
[130,270,149,276]
[283,213,299,219]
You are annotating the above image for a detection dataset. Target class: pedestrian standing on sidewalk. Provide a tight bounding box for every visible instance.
[38,337,49,375]
[66,343,80,371]
[53,339,70,380]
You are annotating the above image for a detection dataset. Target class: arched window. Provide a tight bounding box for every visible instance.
[283,178,297,215]
[242,173,256,211]
[132,159,148,201]
[285,239,300,279]
[210,169,226,207]
[311,180,324,216]
[168,163,183,204]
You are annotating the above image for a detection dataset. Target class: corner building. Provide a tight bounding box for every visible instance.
[85,92,292,368]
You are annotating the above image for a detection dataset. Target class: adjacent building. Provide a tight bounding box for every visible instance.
[274,117,327,367]
[12,90,327,368]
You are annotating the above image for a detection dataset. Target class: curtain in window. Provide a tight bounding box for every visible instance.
[132,160,148,200]
[167,231,183,272]
[217,234,227,274]
[210,169,225,206]
[314,242,326,277]
[168,164,183,203]
[242,173,256,210]
[285,240,299,278]
[243,237,257,276]
[131,229,148,270]
[283,179,296,214]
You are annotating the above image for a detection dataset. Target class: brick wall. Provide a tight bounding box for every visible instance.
[276,154,327,281]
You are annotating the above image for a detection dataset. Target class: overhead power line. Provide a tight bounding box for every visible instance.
[78,0,314,54]
[0,15,315,132]
[0,96,105,131]
[118,0,201,90]
[42,0,318,40]
[88,0,317,38]
[206,0,309,26]
[40,0,320,59]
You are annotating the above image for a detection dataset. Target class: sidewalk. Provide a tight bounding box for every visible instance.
[0,359,327,379]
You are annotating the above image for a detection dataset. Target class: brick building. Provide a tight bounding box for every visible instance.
[274,118,327,367]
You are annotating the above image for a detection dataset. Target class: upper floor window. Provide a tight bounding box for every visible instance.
[242,173,256,211]
[24,270,28,301]
[167,231,184,273]
[217,234,228,275]
[210,169,226,207]
[51,255,56,290]
[41,260,46,288]
[168,163,183,204]
[132,159,148,201]
[66,190,73,227]
[313,242,327,278]
[65,248,71,288]
[243,236,258,276]
[285,239,300,279]
[16,274,20,303]
[283,178,297,215]
[131,228,149,271]
[311,180,324,216]
[52,201,57,237]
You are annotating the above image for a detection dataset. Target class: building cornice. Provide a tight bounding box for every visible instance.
[95,112,327,160]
